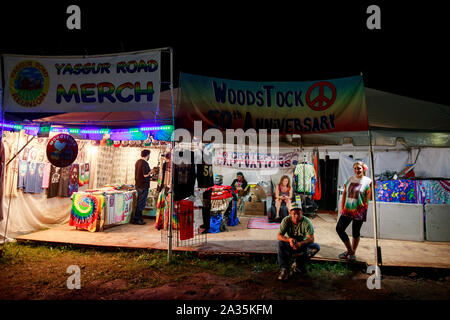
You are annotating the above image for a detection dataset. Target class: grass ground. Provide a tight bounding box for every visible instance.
[0,241,449,300]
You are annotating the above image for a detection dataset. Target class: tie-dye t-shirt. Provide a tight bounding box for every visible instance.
[341,176,372,221]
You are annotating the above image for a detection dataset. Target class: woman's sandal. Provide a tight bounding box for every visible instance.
[348,254,356,261]
[338,251,349,259]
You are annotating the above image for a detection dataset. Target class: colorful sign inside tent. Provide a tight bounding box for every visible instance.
[3,51,161,112]
[176,73,369,135]
[46,134,78,167]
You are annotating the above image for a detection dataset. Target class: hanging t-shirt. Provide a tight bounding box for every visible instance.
[195,146,214,188]
[34,163,45,194]
[84,163,90,185]
[24,162,37,193]
[79,163,85,186]
[173,151,196,201]
[42,163,51,189]
[27,147,38,162]
[68,164,79,196]
[341,176,372,222]
[48,166,61,198]
[58,166,71,197]
[293,163,316,194]
[196,164,214,188]
[22,147,30,161]
[178,200,194,241]
[17,160,28,189]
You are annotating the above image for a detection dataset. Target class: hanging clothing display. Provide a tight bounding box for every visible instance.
[173,151,196,201]
[24,162,37,193]
[58,166,71,197]
[47,165,61,198]
[312,150,322,201]
[34,163,45,194]
[95,146,114,187]
[4,150,19,198]
[155,190,167,230]
[79,163,85,186]
[68,164,79,196]
[84,163,90,185]
[177,200,194,241]
[17,160,28,189]
[293,162,316,194]
[196,145,214,189]
[42,163,51,189]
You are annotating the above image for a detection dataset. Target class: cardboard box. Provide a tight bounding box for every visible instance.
[246,184,267,201]
[244,201,266,216]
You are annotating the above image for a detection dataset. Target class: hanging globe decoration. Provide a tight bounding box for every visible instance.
[46,133,78,167]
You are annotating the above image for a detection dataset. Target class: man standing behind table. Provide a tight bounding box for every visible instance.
[277,203,320,280]
[133,149,156,225]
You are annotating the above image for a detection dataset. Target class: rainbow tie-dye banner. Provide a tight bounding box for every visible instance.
[176,73,369,135]
[2,51,161,113]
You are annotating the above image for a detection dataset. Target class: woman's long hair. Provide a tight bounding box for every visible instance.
[278,175,291,189]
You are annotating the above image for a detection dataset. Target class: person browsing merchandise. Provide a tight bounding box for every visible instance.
[133,149,156,225]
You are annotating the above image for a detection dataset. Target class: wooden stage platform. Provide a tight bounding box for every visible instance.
[15,214,450,269]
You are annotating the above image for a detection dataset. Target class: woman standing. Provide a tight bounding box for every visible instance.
[275,175,293,219]
[336,161,372,261]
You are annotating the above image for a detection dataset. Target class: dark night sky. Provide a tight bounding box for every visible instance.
[1,1,449,106]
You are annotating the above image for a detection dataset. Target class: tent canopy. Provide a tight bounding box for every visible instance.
[5,87,449,147]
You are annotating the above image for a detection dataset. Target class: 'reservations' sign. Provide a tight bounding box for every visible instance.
[3,51,161,112]
[176,73,369,135]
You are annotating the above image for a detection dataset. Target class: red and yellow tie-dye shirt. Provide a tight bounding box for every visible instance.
[341,176,372,221]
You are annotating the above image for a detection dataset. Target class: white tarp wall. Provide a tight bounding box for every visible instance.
[411,148,450,178]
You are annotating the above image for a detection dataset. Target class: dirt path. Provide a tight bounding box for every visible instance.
[1,242,449,300]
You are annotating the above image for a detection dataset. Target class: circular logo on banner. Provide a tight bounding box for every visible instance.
[46,134,78,167]
[305,81,337,111]
[9,60,50,108]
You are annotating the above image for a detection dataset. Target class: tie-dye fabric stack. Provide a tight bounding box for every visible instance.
[69,193,104,232]
[416,180,450,204]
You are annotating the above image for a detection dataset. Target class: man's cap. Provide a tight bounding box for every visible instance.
[237,172,243,176]
[289,202,303,213]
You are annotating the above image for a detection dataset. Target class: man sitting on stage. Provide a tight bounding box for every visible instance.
[276,203,320,280]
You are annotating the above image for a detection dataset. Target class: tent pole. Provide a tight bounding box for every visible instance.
[368,130,380,278]
[168,47,174,263]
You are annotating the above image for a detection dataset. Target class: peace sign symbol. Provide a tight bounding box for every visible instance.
[306,81,337,111]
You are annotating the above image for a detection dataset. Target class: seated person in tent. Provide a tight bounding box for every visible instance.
[230,172,248,212]
[277,203,320,281]
[274,175,293,219]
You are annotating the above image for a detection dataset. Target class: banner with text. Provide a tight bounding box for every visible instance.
[176,73,369,135]
[215,149,301,170]
[3,51,161,112]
